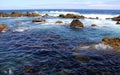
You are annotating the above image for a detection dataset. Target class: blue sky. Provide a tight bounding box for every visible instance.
[0,0,120,10]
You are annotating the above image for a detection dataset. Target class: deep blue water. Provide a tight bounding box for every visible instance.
[0,9,120,15]
[0,9,120,75]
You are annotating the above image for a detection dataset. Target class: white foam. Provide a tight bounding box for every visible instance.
[48,11,80,16]
[74,43,113,50]
[82,14,119,19]
[13,27,29,32]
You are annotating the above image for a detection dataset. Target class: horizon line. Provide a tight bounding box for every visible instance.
[0,8,120,10]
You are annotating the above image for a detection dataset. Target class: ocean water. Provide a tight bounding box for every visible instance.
[0,9,120,75]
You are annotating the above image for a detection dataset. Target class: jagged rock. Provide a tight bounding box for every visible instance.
[0,24,7,32]
[59,14,84,19]
[24,12,40,17]
[32,18,45,22]
[0,12,40,17]
[43,14,49,17]
[112,15,120,21]
[116,21,120,24]
[55,21,63,24]
[106,18,111,20]
[88,17,99,19]
[70,19,84,28]
[10,12,22,17]
[91,24,97,27]
[0,12,9,17]
[59,14,65,18]
[102,37,120,50]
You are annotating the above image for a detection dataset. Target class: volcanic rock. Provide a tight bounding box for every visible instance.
[88,17,99,19]
[0,24,7,32]
[91,24,97,27]
[0,12,40,17]
[32,18,45,22]
[55,20,63,24]
[59,13,85,19]
[102,37,120,50]
[10,12,22,17]
[70,19,84,28]
[43,14,49,17]
[112,15,120,21]
[116,21,120,24]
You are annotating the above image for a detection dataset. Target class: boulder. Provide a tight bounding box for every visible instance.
[10,12,22,17]
[88,17,99,19]
[106,18,111,20]
[32,18,45,22]
[43,14,49,17]
[59,14,84,19]
[0,12,40,17]
[91,24,97,27]
[0,24,7,32]
[102,37,120,50]
[112,15,120,21]
[25,12,40,17]
[0,12,9,17]
[59,14,65,18]
[55,20,63,24]
[116,21,120,24]
[70,19,84,28]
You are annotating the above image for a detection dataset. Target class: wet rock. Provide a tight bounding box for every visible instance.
[23,65,38,73]
[91,24,97,27]
[43,14,49,17]
[88,17,99,19]
[0,12,40,17]
[59,14,65,18]
[59,14,84,19]
[55,21,63,24]
[24,12,40,17]
[116,21,120,24]
[32,18,45,22]
[112,15,120,21]
[102,37,120,50]
[59,69,75,75]
[10,12,22,17]
[106,18,111,20]
[0,24,7,32]
[73,52,104,63]
[70,19,84,28]
[0,12,9,17]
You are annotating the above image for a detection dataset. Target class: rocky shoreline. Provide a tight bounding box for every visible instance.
[0,11,120,75]
[0,12,120,50]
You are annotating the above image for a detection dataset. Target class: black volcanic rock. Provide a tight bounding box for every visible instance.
[70,19,84,28]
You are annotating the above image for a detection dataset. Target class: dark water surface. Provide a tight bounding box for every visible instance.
[0,9,120,75]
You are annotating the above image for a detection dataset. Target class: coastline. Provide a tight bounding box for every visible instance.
[0,9,120,75]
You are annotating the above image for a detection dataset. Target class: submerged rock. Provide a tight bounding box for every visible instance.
[0,24,7,32]
[102,37,120,50]
[59,14,84,19]
[116,21,120,24]
[32,18,45,22]
[70,19,84,28]
[88,17,99,19]
[111,15,120,21]
[55,20,63,24]
[91,24,97,27]
[43,14,49,17]
[73,53,104,63]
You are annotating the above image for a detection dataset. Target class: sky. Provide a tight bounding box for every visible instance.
[0,0,120,10]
